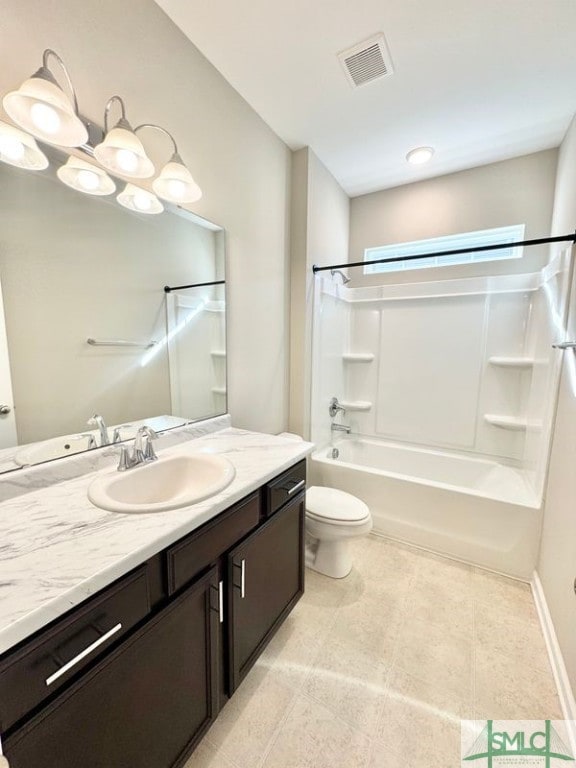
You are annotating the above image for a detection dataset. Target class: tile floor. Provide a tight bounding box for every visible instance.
[184,534,562,768]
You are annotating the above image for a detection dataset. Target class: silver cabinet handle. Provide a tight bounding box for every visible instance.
[45,623,122,686]
[287,479,305,496]
[0,405,11,415]
[552,341,576,349]
[218,580,224,623]
[240,559,246,599]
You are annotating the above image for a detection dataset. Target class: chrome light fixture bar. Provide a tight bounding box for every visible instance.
[94,96,155,178]
[135,124,202,203]
[3,49,88,147]
[0,121,48,170]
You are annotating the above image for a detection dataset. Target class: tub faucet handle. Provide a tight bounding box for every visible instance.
[329,397,346,418]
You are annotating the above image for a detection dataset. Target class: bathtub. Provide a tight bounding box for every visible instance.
[309,438,542,579]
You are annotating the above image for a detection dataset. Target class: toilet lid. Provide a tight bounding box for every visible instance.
[306,486,370,523]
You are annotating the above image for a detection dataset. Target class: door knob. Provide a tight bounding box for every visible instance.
[0,405,11,415]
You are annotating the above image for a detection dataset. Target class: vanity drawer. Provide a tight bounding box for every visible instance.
[0,566,150,732]
[167,492,260,595]
[265,460,306,517]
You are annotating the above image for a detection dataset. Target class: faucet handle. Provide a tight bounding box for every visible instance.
[134,426,159,463]
[117,445,133,471]
[328,397,346,418]
[112,424,134,443]
[142,435,158,462]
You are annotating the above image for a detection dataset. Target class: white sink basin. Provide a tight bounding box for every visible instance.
[88,452,236,513]
[15,433,98,467]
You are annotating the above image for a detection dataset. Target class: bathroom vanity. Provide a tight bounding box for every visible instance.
[0,425,310,767]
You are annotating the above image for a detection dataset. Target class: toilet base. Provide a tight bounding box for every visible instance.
[305,536,352,579]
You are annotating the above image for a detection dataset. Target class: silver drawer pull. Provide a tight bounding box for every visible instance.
[45,623,122,686]
[219,580,224,623]
[287,479,305,496]
[241,559,246,599]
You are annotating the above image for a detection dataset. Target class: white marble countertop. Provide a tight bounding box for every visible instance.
[0,427,313,657]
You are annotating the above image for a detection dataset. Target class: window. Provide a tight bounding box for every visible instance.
[363,224,526,275]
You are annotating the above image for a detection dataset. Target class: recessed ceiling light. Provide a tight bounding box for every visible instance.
[406,146,434,165]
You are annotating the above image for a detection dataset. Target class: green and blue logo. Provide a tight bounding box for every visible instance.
[462,720,574,767]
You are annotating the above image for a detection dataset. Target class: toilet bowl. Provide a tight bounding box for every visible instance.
[305,486,372,579]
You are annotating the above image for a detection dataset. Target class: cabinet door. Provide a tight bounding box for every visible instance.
[4,567,220,768]
[227,492,305,691]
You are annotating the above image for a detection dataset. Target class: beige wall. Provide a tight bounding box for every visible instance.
[537,115,576,695]
[289,148,349,437]
[349,151,558,286]
[1,0,291,435]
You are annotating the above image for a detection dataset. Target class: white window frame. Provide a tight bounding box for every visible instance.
[363,224,526,275]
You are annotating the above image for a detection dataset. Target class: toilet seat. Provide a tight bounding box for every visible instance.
[306,486,370,525]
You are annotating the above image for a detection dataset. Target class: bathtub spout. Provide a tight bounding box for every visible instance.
[331,423,351,434]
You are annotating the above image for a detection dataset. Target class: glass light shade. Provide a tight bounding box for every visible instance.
[117,183,163,215]
[406,146,434,165]
[3,77,88,147]
[57,156,116,196]
[153,159,202,203]
[94,127,155,179]
[0,121,48,170]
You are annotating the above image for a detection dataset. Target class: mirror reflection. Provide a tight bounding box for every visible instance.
[0,149,226,472]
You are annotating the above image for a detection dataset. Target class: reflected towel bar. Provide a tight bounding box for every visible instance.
[87,338,157,348]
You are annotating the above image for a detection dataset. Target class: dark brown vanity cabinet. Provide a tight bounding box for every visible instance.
[0,459,306,768]
[3,567,220,768]
[228,492,305,690]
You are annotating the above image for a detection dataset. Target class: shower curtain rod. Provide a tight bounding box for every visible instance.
[164,279,225,293]
[312,232,576,274]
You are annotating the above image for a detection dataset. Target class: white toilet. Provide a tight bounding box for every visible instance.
[305,486,373,579]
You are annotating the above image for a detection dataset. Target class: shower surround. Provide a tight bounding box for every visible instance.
[310,252,572,578]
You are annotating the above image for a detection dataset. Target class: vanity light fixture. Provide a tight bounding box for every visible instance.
[406,146,434,165]
[2,49,88,147]
[117,183,164,215]
[57,156,116,196]
[134,124,202,204]
[0,121,49,170]
[94,96,155,179]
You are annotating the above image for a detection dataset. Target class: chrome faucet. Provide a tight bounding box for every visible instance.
[87,414,110,446]
[117,426,159,471]
[331,423,351,434]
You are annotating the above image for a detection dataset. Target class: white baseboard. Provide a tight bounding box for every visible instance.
[532,570,576,751]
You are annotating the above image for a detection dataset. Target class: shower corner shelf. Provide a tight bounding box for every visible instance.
[488,356,535,369]
[340,400,372,411]
[342,353,375,363]
[484,414,527,431]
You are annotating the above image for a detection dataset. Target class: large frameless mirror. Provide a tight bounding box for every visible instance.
[0,145,226,473]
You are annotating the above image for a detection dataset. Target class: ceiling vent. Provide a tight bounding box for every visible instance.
[338,34,394,88]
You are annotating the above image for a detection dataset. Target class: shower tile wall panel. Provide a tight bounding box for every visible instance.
[524,255,572,497]
[344,308,380,436]
[310,291,348,447]
[375,295,485,449]
[168,292,225,419]
[474,292,530,460]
